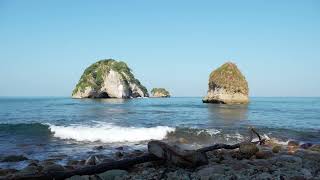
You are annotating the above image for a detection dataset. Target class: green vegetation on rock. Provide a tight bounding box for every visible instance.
[72,59,148,96]
[151,88,170,97]
[209,62,248,94]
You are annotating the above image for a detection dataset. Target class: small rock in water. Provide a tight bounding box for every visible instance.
[239,142,259,158]
[288,141,300,147]
[94,146,104,151]
[272,145,282,153]
[1,155,28,162]
[300,143,313,149]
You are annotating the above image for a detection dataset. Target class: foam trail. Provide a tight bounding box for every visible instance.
[48,123,175,143]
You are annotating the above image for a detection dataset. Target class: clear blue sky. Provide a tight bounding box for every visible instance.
[0,0,319,97]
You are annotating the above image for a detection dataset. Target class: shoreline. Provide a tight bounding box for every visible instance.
[1,139,320,179]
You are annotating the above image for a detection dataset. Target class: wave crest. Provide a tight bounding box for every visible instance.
[48,123,175,143]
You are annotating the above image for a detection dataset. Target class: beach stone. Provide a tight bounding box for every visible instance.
[255,150,273,159]
[310,144,320,152]
[288,141,300,147]
[97,169,128,180]
[272,145,282,153]
[239,143,259,158]
[166,169,190,180]
[1,155,28,162]
[300,143,313,149]
[197,165,226,177]
[43,164,65,173]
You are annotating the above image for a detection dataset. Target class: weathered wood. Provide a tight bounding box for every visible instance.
[148,140,208,167]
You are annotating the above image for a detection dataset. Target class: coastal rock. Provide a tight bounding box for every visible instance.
[288,140,300,147]
[72,59,149,98]
[203,62,249,104]
[151,88,170,98]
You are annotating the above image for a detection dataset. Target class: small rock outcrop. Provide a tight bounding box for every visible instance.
[151,88,170,98]
[72,59,149,98]
[203,62,249,104]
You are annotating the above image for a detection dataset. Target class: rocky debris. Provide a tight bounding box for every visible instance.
[72,59,149,99]
[0,155,28,162]
[203,62,249,104]
[151,88,170,98]
[3,142,320,180]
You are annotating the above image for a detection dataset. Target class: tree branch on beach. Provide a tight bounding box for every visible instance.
[6,128,265,180]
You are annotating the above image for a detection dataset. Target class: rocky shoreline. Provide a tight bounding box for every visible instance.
[1,139,320,180]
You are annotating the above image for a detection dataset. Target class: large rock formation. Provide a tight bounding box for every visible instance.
[151,88,170,98]
[203,62,249,104]
[72,59,149,98]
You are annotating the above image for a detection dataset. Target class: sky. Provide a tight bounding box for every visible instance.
[0,0,319,97]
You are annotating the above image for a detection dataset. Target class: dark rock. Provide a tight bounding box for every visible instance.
[300,143,313,149]
[288,141,300,147]
[1,155,28,162]
[0,169,17,177]
[94,146,104,151]
[115,146,124,151]
[43,164,65,173]
[15,166,41,176]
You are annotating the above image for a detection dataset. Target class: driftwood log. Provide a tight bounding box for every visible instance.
[6,128,265,180]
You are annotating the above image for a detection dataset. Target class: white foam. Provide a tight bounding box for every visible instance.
[48,123,175,143]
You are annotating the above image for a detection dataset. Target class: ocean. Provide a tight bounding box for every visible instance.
[0,97,319,169]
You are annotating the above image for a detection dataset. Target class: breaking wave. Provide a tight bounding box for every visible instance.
[48,123,175,143]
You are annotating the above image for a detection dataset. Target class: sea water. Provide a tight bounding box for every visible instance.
[0,97,319,169]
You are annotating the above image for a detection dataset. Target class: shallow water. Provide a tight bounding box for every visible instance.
[0,97,319,169]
